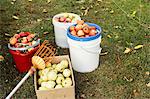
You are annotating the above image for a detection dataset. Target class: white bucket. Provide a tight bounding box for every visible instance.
[67,23,102,73]
[52,13,81,48]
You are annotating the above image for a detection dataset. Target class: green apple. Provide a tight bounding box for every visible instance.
[46,81,56,89]
[60,60,68,69]
[40,75,48,81]
[55,64,63,72]
[56,76,64,84]
[63,69,71,77]
[62,77,72,87]
[39,86,49,90]
[45,62,51,68]
[55,84,63,89]
[47,70,57,81]
[38,78,43,85]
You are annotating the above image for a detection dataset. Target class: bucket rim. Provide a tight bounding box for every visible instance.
[67,23,102,41]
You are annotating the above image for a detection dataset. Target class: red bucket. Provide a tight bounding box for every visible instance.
[9,46,39,73]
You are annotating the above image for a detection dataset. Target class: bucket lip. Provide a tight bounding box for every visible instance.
[52,13,81,25]
[67,23,102,41]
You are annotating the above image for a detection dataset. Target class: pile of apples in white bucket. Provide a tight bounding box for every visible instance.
[37,60,72,90]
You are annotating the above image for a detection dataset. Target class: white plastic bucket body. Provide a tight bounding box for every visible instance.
[67,23,102,73]
[52,13,81,48]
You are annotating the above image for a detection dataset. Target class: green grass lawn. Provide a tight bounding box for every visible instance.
[0,0,150,99]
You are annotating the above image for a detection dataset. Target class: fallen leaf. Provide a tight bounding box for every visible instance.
[134,45,143,50]
[0,55,4,61]
[81,6,86,10]
[37,19,42,22]
[107,34,112,38]
[145,71,150,76]
[43,32,49,35]
[28,0,32,2]
[42,9,48,13]
[110,10,114,14]
[12,16,19,20]
[5,33,11,37]
[124,48,132,54]
[47,0,51,3]
[131,11,137,17]
[11,2,14,4]
[80,94,86,98]
[146,82,150,87]
[12,0,16,2]
[76,0,85,4]
[133,89,140,97]
[97,0,102,2]
[84,7,89,16]
[100,52,108,55]
[123,76,133,82]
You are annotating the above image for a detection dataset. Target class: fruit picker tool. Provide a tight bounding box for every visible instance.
[6,40,56,99]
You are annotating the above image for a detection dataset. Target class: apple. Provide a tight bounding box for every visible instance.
[47,70,57,81]
[55,84,63,89]
[70,26,75,31]
[14,34,20,39]
[77,20,84,25]
[89,29,96,36]
[41,68,50,75]
[22,37,28,43]
[83,26,89,34]
[55,64,63,72]
[39,86,49,90]
[10,37,17,45]
[66,18,72,23]
[75,24,83,31]
[46,81,56,89]
[56,76,64,84]
[60,60,68,69]
[52,64,57,69]
[40,75,48,82]
[89,26,96,30]
[82,23,89,27]
[77,30,84,37]
[38,78,43,85]
[63,69,71,77]
[32,40,36,45]
[45,62,51,68]
[62,77,72,87]
[59,17,65,22]
[71,30,77,36]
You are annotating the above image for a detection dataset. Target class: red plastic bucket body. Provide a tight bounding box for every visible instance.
[9,46,39,73]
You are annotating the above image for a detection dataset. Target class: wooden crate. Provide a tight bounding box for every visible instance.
[34,55,75,99]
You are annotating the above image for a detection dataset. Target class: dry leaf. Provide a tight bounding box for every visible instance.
[97,0,102,2]
[42,9,48,13]
[110,10,114,14]
[5,33,11,37]
[84,7,89,16]
[146,82,150,87]
[47,0,51,3]
[100,52,108,55]
[134,45,143,50]
[0,55,4,61]
[124,48,132,54]
[12,16,19,20]
[145,71,150,76]
[43,32,49,35]
[133,89,140,97]
[37,19,42,22]
[28,0,32,2]
[107,35,112,38]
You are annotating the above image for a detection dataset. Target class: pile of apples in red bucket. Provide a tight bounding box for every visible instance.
[9,32,39,53]
[69,20,99,38]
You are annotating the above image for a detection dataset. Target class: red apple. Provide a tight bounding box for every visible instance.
[59,17,65,22]
[89,29,96,36]
[71,30,77,36]
[10,37,17,45]
[66,18,72,23]
[75,24,83,31]
[83,26,89,34]
[77,20,84,25]
[89,26,96,30]
[22,37,28,43]
[77,30,84,37]
[70,26,75,31]
[14,34,20,39]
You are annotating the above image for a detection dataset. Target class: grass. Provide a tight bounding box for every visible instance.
[0,0,150,99]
